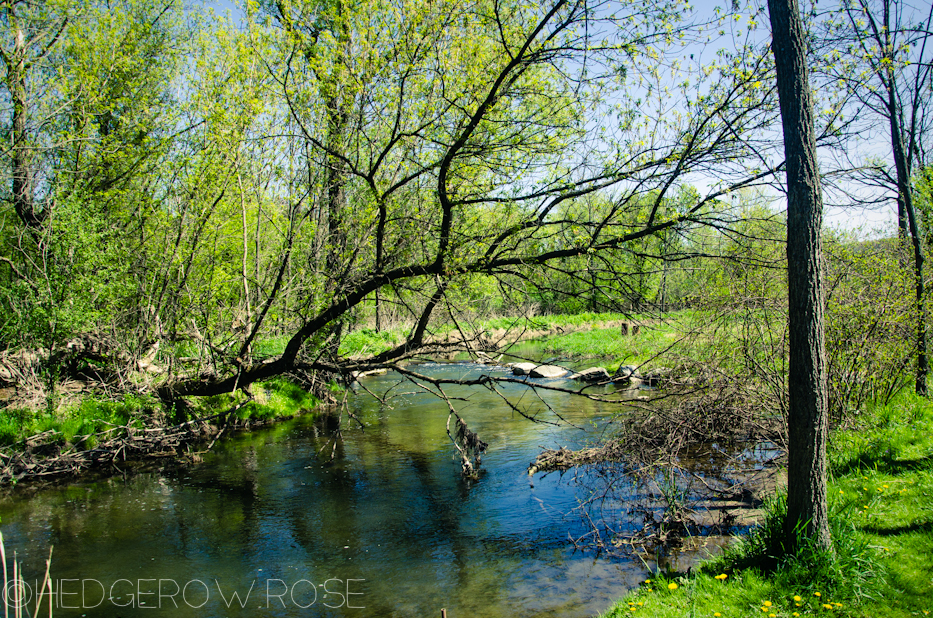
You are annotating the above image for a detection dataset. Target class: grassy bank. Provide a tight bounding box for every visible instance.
[0,377,322,449]
[334,311,684,366]
[528,319,684,368]
[0,377,327,485]
[334,311,640,358]
[602,391,933,618]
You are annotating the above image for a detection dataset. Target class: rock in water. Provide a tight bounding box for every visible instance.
[529,365,569,379]
[613,364,643,387]
[510,362,538,375]
[569,367,611,382]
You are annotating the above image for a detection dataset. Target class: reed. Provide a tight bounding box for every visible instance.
[0,531,53,618]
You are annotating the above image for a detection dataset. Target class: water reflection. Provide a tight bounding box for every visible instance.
[0,362,671,617]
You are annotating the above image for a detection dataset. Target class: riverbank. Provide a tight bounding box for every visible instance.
[0,311,687,487]
[0,312,636,487]
[0,376,326,486]
[601,390,933,618]
[338,311,661,364]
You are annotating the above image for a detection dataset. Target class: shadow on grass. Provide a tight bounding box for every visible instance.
[863,519,933,537]
[832,453,933,477]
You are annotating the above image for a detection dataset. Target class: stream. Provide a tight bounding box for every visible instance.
[0,361,737,617]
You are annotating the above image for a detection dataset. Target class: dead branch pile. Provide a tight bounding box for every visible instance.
[615,380,781,466]
[0,402,287,486]
[529,379,780,476]
[528,442,628,475]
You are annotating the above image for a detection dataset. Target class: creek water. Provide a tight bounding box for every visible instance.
[0,362,717,618]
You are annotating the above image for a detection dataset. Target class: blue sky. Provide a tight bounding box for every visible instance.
[201,0,897,234]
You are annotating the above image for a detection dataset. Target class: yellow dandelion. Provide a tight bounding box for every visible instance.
[629,608,637,613]
[793,596,802,602]
[793,614,801,617]
[668,582,678,590]
[822,603,833,610]
[714,614,722,618]
[764,601,773,607]
[814,592,822,597]
[882,484,889,488]
[834,603,842,607]
[770,615,776,618]
[637,602,643,606]
[645,579,652,584]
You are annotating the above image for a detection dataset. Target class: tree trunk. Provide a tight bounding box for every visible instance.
[8,12,40,228]
[768,0,832,552]
[886,75,929,396]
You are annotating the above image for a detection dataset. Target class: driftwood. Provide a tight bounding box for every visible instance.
[527,442,628,475]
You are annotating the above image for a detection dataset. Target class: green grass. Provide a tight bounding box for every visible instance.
[0,394,156,446]
[601,390,933,618]
[335,311,666,361]
[532,322,680,368]
[252,311,675,361]
[452,311,632,332]
[184,376,320,423]
[339,326,409,357]
[0,378,320,448]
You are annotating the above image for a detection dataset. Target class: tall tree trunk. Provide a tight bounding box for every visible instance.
[768,0,832,551]
[6,10,39,228]
[885,71,929,396]
[319,7,352,360]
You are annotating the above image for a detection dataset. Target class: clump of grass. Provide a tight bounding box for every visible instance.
[252,334,291,358]
[185,377,319,423]
[339,326,408,357]
[704,494,884,602]
[241,377,319,420]
[0,393,157,446]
